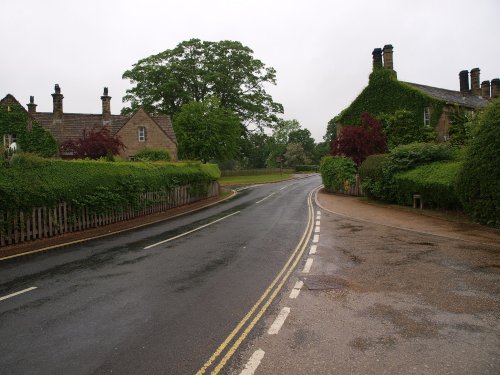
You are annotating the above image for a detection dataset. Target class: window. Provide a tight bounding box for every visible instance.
[423,107,431,127]
[138,127,146,142]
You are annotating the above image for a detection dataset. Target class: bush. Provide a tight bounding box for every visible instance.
[320,156,357,192]
[0,159,220,212]
[60,127,125,159]
[456,99,500,227]
[134,147,171,161]
[359,142,455,202]
[331,112,387,166]
[295,165,319,172]
[359,154,389,200]
[394,161,462,209]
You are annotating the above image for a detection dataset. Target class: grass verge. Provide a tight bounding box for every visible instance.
[219,174,293,186]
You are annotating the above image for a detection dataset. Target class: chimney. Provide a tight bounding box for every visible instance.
[101,87,111,124]
[459,70,469,92]
[372,48,382,71]
[382,44,394,70]
[470,68,481,95]
[52,84,64,120]
[481,80,491,99]
[27,96,37,114]
[491,78,500,99]
[26,96,37,132]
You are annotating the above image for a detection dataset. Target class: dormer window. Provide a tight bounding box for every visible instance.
[138,127,146,142]
[424,107,431,127]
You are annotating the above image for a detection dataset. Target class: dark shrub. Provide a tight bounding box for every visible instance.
[359,154,389,200]
[456,100,500,227]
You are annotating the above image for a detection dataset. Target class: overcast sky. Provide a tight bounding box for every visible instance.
[2,0,499,142]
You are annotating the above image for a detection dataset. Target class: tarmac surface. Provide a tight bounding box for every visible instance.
[229,188,500,374]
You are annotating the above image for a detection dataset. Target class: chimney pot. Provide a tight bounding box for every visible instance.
[372,48,382,71]
[51,84,64,120]
[382,44,394,70]
[101,87,111,124]
[459,70,469,92]
[470,68,481,95]
[481,80,491,99]
[27,96,37,114]
[491,78,500,99]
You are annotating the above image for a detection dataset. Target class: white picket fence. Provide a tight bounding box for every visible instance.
[0,182,219,248]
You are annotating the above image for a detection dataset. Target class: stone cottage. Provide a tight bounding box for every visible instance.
[335,44,499,141]
[1,85,177,160]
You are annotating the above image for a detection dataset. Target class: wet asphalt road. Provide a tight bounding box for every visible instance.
[0,175,321,375]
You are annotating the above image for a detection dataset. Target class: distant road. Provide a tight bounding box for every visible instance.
[0,175,321,375]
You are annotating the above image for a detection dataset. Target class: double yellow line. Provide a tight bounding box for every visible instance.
[196,186,318,375]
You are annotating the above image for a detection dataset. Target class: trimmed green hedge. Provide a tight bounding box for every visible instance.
[456,99,500,227]
[359,143,455,202]
[320,156,357,192]
[394,161,462,209]
[0,154,220,212]
[134,147,171,161]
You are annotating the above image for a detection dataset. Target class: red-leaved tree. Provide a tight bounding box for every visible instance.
[60,127,125,159]
[330,112,387,166]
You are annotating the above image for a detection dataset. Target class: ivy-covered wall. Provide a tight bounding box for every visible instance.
[0,104,58,157]
[336,69,444,129]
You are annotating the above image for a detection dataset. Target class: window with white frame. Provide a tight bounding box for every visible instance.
[138,127,146,142]
[423,107,431,127]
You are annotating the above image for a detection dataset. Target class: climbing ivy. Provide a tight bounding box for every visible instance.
[335,69,444,132]
[0,104,58,157]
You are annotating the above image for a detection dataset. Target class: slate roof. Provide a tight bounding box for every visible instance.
[1,92,177,146]
[403,82,489,109]
[31,112,131,143]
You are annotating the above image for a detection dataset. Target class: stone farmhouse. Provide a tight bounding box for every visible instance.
[336,44,499,141]
[1,85,177,160]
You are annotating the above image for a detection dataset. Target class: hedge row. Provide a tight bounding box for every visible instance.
[394,161,462,209]
[0,154,220,212]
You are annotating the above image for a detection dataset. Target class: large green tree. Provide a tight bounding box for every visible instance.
[173,97,241,163]
[122,39,283,128]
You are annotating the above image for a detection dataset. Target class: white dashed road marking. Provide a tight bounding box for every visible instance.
[316,220,320,226]
[240,349,265,375]
[289,280,304,299]
[302,258,313,273]
[255,192,276,204]
[309,244,317,255]
[0,287,38,302]
[313,234,319,243]
[144,211,240,249]
[268,307,291,335]
[315,226,320,233]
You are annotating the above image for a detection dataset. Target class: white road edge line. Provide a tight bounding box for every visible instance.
[289,280,304,299]
[240,349,265,375]
[0,286,38,302]
[279,185,289,191]
[313,234,319,243]
[255,192,276,204]
[268,307,291,335]
[309,244,317,255]
[144,211,240,249]
[302,258,314,273]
